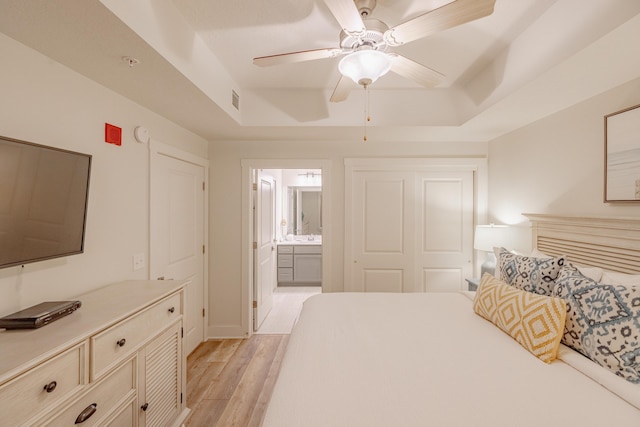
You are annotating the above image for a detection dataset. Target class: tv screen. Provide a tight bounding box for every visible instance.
[0,136,91,269]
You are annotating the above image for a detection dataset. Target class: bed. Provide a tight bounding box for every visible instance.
[262,215,640,426]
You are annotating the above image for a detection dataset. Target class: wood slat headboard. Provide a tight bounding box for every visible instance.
[524,214,640,274]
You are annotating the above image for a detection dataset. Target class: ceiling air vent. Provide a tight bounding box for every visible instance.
[231,90,240,110]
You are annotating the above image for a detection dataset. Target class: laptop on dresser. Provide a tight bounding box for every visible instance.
[0,300,81,329]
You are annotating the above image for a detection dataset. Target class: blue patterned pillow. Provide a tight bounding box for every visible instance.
[553,264,640,384]
[497,248,565,296]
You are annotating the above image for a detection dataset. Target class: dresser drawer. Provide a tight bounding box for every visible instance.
[277,245,293,254]
[103,398,136,426]
[278,254,293,267]
[45,357,135,427]
[294,245,322,254]
[278,268,294,282]
[91,291,182,380]
[0,342,87,426]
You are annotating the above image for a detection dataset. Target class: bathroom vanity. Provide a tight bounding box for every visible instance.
[277,241,322,285]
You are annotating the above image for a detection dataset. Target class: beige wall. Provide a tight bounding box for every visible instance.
[208,140,488,336]
[0,34,208,317]
[6,21,639,341]
[6,14,640,342]
[488,77,640,251]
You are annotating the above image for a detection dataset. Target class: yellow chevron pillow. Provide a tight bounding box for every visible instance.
[473,273,567,363]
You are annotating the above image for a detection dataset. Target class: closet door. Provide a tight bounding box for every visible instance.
[348,171,416,292]
[345,161,476,293]
[415,171,474,292]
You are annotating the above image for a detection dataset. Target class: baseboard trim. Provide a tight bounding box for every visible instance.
[207,324,248,339]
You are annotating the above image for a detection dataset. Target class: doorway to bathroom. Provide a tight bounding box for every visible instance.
[256,169,323,334]
[241,160,331,337]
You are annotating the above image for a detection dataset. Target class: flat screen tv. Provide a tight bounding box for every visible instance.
[0,135,91,269]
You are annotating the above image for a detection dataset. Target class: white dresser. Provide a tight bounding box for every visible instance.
[0,280,189,427]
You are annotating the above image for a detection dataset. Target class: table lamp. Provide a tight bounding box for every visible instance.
[474,224,512,276]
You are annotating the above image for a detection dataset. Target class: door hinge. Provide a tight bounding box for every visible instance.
[253,242,257,249]
[181,327,184,338]
[253,300,257,308]
[252,183,257,191]
[203,244,206,254]
[202,181,205,191]
[180,392,183,404]
[202,308,205,317]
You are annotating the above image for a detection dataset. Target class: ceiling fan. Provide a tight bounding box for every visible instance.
[253,0,496,102]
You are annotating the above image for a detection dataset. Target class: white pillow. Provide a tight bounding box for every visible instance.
[530,248,549,258]
[576,266,604,282]
[493,246,501,279]
[601,271,640,286]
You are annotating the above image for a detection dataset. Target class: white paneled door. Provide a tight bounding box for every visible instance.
[346,164,474,292]
[415,171,474,292]
[254,171,276,331]
[150,144,206,356]
[350,172,415,292]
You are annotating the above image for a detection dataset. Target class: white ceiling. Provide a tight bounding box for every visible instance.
[1,0,640,142]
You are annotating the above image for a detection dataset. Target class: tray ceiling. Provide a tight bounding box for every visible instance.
[1,0,639,142]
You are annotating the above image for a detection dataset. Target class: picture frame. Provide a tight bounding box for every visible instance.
[604,103,640,202]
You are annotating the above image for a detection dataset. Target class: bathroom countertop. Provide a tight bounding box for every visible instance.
[278,239,322,245]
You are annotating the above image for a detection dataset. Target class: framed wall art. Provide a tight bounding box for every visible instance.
[604,103,640,202]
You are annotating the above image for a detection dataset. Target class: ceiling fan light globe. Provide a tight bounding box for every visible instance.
[338,50,391,86]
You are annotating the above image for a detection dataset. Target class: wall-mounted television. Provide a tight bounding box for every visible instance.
[0,135,91,269]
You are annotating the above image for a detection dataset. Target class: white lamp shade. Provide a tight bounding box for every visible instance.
[474,224,512,252]
[338,50,392,86]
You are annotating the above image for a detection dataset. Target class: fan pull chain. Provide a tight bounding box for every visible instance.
[363,83,370,142]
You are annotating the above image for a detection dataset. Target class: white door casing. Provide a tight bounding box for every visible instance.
[254,171,276,331]
[150,141,207,356]
[345,159,477,293]
[240,159,332,338]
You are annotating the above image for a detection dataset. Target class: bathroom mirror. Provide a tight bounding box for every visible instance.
[287,186,322,235]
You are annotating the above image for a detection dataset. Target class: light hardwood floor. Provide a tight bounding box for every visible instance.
[185,334,289,426]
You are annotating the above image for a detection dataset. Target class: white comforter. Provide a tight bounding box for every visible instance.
[262,292,640,427]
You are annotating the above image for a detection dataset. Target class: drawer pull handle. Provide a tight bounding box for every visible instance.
[43,381,57,393]
[168,306,175,314]
[141,402,149,411]
[116,338,126,347]
[75,403,97,424]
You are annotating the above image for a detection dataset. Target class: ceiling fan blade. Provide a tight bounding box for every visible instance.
[330,75,353,102]
[323,0,366,36]
[253,48,343,67]
[384,0,496,46]
[389,54,445,88]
